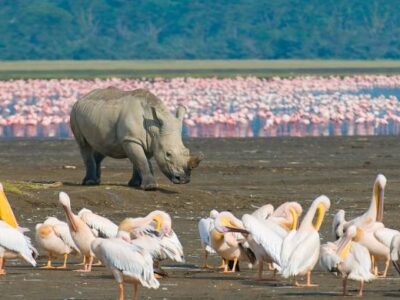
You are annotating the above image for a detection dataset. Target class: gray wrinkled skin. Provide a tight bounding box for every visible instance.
[70,87,203,190]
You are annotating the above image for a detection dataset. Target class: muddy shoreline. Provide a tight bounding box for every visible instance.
[1,137,400,299]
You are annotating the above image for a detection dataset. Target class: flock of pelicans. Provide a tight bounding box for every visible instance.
[0,174,400,299]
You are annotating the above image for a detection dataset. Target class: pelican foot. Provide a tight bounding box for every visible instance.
[0,270,6,275]
[73,269,91,272]
[56,265,67,269]
[201,264,213,269]
[93,261,102,266]
[220,270,236,274]
[40,265,56,269]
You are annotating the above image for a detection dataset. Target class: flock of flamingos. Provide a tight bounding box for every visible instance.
[0,75,400,138]
[0,174,400,299]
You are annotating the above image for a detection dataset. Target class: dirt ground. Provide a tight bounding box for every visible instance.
[1,137,400,299]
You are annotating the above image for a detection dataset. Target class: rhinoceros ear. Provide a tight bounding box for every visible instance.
[176,105,187,123]
[151,106,164,128]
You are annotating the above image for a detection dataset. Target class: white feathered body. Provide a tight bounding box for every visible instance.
[280,229,320,278]
[198,217,216,254]
[320,241,375,282]
[91,237,159,289]
[35,218,79,257]
[0,220,36,266]
[78,209,118,238]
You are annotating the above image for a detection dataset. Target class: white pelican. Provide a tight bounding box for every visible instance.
[320,225,375,296]
[198,209,219,268]
[346,174,386,228]
[78,208,118,238]
[211,211,256,273]
[390,234,400,274]
[269,202,303,231]
[336,175,395,277]
[280,195,331,287]
[91,231,159,300]
[0,220,37,275]
[251,204,274,221]
[119,210,184,276]
[59,191,95,272]
[332,175,387,239]
[242,202,301,280]
[35,217,80,269]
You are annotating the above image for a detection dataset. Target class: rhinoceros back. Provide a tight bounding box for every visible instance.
[71,87,157,158]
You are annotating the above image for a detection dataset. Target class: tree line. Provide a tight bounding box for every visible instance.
[0,0,399,60]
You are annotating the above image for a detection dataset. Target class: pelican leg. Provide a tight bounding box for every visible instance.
[118,282,124,300]
[132,282,138,300]
[342,277,350,296]
[202,250,211,269]
[86,255,94,272]
[358,280,364,297]
[256,260,263,280]
[303,271,318,287]
[221,259,229,273]
[56,254,68,269]
[75,256,86,266]
[378,259,390,278]
[229,257,238,273]
[268,262,274,271]
[370,255,375,274]
[74,255,93,272]
[93,259,102,266]
[40,254,55,269]
[292,276,300,287]
[217,258,226,269]
[0,257,6,275]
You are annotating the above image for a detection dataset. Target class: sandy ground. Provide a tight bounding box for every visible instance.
[1,137,400,299]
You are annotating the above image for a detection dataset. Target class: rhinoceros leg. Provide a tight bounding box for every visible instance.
[129,166,142,187]
[123,142,157,190]
[80,146,99,186]
[93,151,105,184]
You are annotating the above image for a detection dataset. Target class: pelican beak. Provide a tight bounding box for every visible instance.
[0,185,18,228]
[376,184,384,222]
[313,203,326,231]
[393,260,400,275]
[337,235,352,260]
[225,226,249,234]
[289,207,298,230]
[62,205,78,232]
[152,215,163,233]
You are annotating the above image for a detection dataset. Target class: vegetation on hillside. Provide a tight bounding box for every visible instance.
[0,0,399,60]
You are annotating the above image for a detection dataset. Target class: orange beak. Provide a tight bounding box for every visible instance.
[0,185,18,228]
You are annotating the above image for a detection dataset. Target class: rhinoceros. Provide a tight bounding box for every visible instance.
[70,87,203,190]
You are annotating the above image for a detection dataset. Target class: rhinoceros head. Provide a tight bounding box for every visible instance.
[151,105,203,184]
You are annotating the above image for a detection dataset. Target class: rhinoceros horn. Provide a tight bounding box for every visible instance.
[176,105,187,122]
[188,152,204,169]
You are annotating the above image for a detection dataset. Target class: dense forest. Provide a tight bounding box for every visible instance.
[0,0,399,60]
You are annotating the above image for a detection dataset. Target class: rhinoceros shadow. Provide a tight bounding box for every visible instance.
[61,181,179,194]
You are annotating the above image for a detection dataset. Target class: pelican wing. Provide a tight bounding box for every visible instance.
[242,214,285,266]
[319,242,340,273]
[280,230,320,277]
[349,242,375,282]
[52,223,80,253]
[93,238,159,289]
[198,218,215,253]
[80,212,118,238]
[374,227,399,248]
[159,230,185,262]
[332,210,346,239]
[0,221,36,266]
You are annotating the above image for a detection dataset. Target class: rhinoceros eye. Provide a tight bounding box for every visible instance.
[166,151,172,160]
